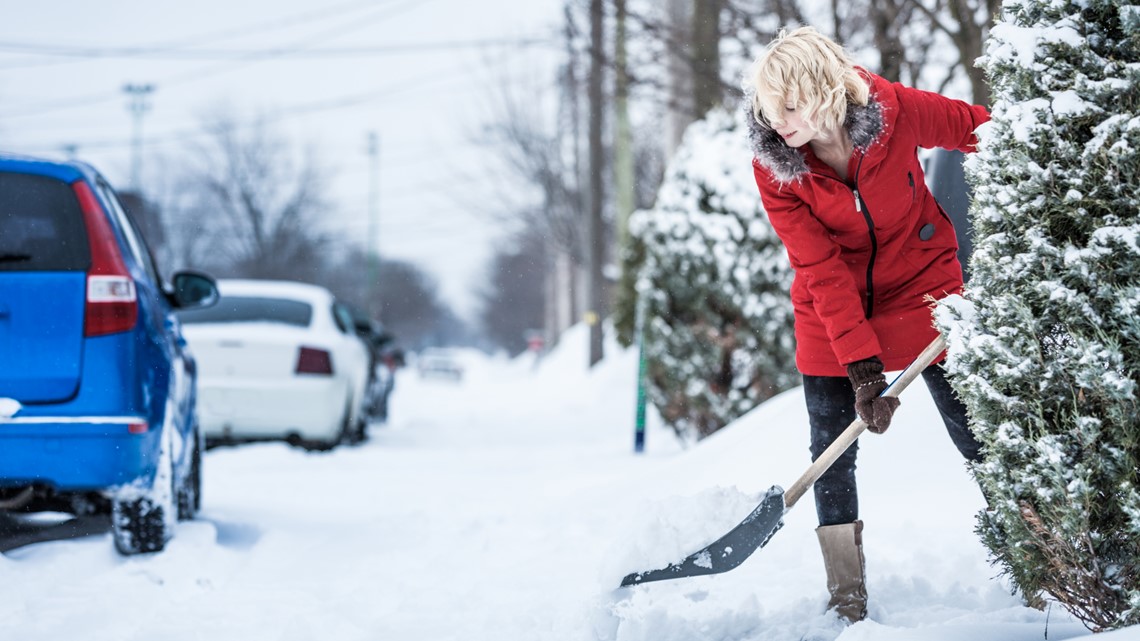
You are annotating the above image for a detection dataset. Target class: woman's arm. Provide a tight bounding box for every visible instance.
[893,82,990,152]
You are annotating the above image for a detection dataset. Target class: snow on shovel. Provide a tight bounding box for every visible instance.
[620,335,948,587]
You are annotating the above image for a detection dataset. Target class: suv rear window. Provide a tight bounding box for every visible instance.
[0,172,91,272]
[177,296,313,327]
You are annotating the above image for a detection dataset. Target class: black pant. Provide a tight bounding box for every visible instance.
[804,363,982,526]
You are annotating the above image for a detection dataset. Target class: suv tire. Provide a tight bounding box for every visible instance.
[176,436,202,521]
[112,495,169,554]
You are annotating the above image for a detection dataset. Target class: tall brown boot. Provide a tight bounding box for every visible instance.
[815,520,868,624]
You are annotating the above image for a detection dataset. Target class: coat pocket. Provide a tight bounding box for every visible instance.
[899,199,963,284]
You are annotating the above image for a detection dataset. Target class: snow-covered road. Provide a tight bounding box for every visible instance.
[1,327,1135,640]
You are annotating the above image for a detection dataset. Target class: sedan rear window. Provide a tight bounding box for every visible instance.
[177,296,313,327]
[0,172,91,272]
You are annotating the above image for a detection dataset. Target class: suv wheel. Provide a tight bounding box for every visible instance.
[112,429,176,554]
[112,495,169,554]
[337,398,364,447]
[176,436,202,520]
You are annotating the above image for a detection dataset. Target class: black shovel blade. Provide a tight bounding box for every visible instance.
[620,486,787,587]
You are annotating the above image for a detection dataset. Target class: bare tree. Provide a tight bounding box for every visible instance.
[321,247,463,350]
[868,0,910,81]
[154,108,469,349]
[141,152,222,274]
[618,1,735,137]
[691,0,727,122]
[586,0,607,366]
[905,0,995,103]
[181,109,331,281]
[477,224,547,355]
[373,259,466,349]
[479,85,583,263]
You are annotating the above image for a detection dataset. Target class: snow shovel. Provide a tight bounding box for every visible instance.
[619,335,948,587]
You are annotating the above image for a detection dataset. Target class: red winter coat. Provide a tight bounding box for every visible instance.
[749,71,989,376]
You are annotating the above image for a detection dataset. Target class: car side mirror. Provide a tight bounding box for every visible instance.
[170,271,219,310]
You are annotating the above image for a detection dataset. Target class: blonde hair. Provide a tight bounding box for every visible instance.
[746,26,869,133]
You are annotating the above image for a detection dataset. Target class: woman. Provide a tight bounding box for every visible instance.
[745,26,989,624]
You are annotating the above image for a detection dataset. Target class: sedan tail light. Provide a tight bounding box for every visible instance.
[74,181,137,337]
[295,346,334,375]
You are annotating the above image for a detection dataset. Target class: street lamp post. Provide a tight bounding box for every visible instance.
[367,131,381,316]
[123,83,155,192]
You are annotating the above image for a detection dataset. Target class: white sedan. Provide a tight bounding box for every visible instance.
[177,279,370,450]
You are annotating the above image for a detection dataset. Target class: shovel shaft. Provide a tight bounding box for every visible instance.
[783,335,948,509]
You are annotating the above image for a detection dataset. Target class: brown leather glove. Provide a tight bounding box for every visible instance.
[846,356,900,434]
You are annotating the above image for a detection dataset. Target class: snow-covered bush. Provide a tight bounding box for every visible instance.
[629,107,797,441]
[935,0,1140,629]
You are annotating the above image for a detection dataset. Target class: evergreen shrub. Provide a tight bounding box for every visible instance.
[935,0,1140,628]
[630,108,797,441]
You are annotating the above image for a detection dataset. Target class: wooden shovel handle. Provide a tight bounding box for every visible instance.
[783,335,948,509]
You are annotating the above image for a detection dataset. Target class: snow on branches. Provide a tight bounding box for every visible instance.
[629,107,797,441]
[935,0,1140,629]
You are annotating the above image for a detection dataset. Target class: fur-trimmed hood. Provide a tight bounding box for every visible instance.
[747,97,885,184]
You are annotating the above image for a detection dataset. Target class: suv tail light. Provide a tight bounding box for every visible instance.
[296,346,334,375]
[74,181,137,336]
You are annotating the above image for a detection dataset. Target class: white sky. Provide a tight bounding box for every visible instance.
[0,0,566,320]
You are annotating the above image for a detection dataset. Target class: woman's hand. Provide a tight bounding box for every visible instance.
[846,357,900,433]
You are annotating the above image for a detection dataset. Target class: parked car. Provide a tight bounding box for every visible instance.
[924,148,974,281]
[416,347,464,381]
[0,154,219,555]
[177,279,371,450]
[343,304,398,423]
[374,344,406,422]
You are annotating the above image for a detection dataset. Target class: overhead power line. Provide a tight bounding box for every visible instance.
[0,36,556,61]
[0,0,399,71]
[128,0,392,49]
[9,65,471,153]
[8,36,549,154]
[0,0,434,119]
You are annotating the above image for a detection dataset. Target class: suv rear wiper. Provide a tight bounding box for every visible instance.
[0,253,32,263]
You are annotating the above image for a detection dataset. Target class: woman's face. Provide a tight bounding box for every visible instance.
[773,103,818,148]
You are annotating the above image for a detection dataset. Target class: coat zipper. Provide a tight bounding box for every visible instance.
[851,153,876,318]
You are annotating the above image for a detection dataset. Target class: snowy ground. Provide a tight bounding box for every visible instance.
[1,325,1137,640]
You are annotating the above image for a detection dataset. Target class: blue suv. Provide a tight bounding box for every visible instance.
[0,154,218,554]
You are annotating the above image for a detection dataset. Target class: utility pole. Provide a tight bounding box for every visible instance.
[122,83,155,192]
[367,131,381,318]
[691,0,724,119]
[615,0,643,453]
[563,3,584,338]
[665,0,691,156]
[586,0,606,367]
[614,0,634,249]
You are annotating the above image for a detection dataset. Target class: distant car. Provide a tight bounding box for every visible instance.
[0,154,219,555]
[417,348,464,381]
[177,279,370,450]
